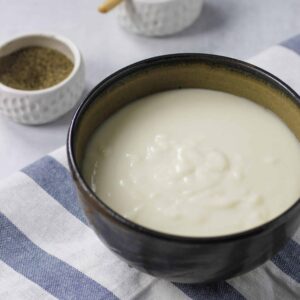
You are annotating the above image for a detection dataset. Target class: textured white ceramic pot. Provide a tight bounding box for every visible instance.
[0,33,85,125]
[118,0,204,37]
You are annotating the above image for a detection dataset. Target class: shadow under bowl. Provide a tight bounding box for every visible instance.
[67,54,300,283]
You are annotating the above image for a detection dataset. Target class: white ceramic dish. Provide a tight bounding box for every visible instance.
[0,33,85,125]
[118,0,204,37]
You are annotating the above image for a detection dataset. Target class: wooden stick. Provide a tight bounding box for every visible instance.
[98,0,123,13]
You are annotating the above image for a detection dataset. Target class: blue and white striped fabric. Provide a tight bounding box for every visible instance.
[1,35,300,300]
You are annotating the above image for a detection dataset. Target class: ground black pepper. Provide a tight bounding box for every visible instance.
[0,46,74,90]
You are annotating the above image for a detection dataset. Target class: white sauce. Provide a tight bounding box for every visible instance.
[83,89,300,237]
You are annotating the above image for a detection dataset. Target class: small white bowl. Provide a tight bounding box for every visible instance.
[0,33,85,125]
[118,0,204,37]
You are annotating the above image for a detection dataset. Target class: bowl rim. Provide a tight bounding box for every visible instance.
[0,33,81,94]
[67,53,300,244]
[124,0,202,5]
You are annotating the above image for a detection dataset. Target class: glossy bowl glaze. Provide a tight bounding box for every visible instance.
[67,54,300,283]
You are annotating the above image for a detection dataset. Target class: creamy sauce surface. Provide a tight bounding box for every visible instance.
[83,89,300,236]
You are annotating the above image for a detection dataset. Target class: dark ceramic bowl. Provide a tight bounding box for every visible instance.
[67,54,300,284]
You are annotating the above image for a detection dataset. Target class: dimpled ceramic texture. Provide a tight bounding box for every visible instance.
[0,34,85,125]
[118,0,203,36]
[68,54,300,283]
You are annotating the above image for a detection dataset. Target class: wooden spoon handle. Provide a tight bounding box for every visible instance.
[98,0,123,13]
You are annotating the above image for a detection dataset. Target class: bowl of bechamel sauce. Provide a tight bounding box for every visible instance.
[67,54,300,284]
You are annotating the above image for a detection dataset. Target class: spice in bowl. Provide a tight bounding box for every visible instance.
[0,46,74,90]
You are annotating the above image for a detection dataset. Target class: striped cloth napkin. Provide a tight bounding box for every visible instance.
[1,35,300,300]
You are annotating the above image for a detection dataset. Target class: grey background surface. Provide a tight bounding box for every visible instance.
[0,0,300,179]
